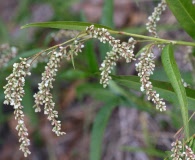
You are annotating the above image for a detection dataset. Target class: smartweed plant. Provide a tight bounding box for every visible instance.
[2,0,195,159]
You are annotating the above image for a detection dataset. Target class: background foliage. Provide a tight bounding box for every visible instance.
[0,0,195,160]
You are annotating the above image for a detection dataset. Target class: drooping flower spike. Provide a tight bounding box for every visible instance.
[4,58,31,157]
[135,46,166,111]
[86,25,136,87]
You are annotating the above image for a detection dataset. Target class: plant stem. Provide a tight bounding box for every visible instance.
[110,30,195,47]
[29,33,87,65]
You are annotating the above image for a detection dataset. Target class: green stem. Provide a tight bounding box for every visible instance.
[29,33,87,64]
[110,30,195,47]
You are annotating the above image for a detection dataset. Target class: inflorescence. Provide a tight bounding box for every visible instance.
[33,49,66,136]
[3,23,168,156]
[4,58,31,157]
[3,0,170,156]
[146,0,167,38]
[86,25,136,87]
[135,47,166,111]
[0,43,18,68]
[171,140,195,160]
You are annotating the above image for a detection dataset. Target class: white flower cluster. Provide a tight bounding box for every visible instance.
[86,25,136,62]
[171,140,195,160]
[100,51,120,88]
[34,48,65,136]
[146,0,167,38]
[185,145,195,160]
[66,39,84,60]
[135,49,166,111]
[3,58,31,157]
[193,0,195,5]
[52,30,80,41]
[86,25,136,87]
[3,38,86,156]
[171,140,183,159]
[0,43,18,68]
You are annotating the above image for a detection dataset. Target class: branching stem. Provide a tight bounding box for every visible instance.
[110,30,195,47]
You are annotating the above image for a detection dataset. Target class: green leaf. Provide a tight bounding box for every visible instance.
[77,81,153,112]
[0,19,8,42]
[161,44,189,138]
[77,83,117,102]
[58,69,89,80]
[90,100,118,160]
[23,80,38,126]
[83,41,99,72]
[122,146,166,158]
[166,0,195,39]
[101,0,114,28]
[112,75,195,111]
[80,13,99,72]
[21,21,112,31]
[108,80,154,112]
[100,0,114,59]
[186,134,195,151]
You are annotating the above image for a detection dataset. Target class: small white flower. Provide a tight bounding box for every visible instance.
[3,58,31,157]
[34,49,65,136]
[135,48,166,111]
[146,0,167,50]
[18,120,24,124]
[140,86,145,92]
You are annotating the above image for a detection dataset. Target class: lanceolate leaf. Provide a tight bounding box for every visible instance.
[166,0,195,39]
[161,44,189,138]
[101,0,114,28]
[112,75,195,111]
[23,80,38,126]
[21,21,112,31]
[90,100,118,160]
[83,41,99,72]
[100,0,114,59]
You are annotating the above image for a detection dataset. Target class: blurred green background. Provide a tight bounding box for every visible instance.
[0,0,195,160]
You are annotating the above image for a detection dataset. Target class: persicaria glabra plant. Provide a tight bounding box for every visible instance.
[2,0,195,158]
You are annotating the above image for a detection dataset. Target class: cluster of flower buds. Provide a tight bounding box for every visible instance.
[66,39,85,60]
[171,140,184,159]
[86,25,136,62]
[99,51,119,88]
[52,30,80,41]
[86,25,136,87]
[3,58,31,157]
[34,48,66,136]
[185,145,195,159]
[135,47,166,111]
[0,43,18,68]
[3,30,87,156]
[146,0,167,38]
[171,140,195,159]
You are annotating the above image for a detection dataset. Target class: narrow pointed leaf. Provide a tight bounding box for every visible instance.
[161,44,189,138]
[112,75,195,111]
[101,0,114,28]
[90,100,118,160]
[100,0,114,59]
[83,41,99,72]
[21,21,112,31]
[166,0,195,39]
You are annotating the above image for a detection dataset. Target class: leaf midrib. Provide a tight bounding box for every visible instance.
[177,0,195,25]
